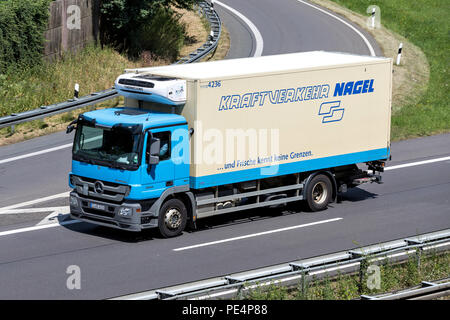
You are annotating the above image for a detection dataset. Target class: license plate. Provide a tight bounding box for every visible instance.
[89,202,106,211]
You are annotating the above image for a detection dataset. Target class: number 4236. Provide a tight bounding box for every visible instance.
[208,81,222,88]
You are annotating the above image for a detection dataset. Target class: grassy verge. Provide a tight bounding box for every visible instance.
[312,0,449,141]
[176,6,208,58]
[0,7,230,146]
[0,45,145,145]
[244,250,449,300]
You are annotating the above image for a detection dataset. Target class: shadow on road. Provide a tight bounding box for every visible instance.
[61,186,378,242]
[337,187,378,203]
[61,206,299,243]
[61,221,160,243]
[193,206,298,232]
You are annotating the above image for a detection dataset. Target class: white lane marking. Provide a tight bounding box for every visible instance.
[215,1,264,57]
[0,206,69,215]
[173,217,343,251]
[0,155,447,210]
[0,143,73,165]
[0,134,104,165]
[0,191,70,211]
[0,219,80,237]
[297,0,376,56]
[385,156,450,171]
[0,155,448,235]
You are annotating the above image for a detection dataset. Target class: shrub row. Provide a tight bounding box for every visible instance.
[0,0,51,73]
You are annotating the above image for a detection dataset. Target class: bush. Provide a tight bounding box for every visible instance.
[100,0,196,60]
[0,0,51,73]
[138,7,187,61]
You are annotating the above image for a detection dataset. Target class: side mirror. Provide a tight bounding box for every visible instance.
[147,138,160,165]
[66,125,75,134]
[66,119,77,134]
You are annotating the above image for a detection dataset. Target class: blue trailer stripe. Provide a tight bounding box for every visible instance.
[190,147,389,189]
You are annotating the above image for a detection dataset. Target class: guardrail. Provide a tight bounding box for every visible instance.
[0,88,119,130]
[176,1,221,64]
[0,1,221,130]
[361,278,450,300]
[110,229,450,300]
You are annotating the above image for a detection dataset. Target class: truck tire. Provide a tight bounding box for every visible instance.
[305,174,332,212]
[158,198,187,238]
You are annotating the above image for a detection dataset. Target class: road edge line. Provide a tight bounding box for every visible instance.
[215,0,264,57]
[297,0,376,56]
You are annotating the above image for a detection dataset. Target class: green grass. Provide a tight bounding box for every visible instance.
[0,45,139,118]
[329,0,449,140]
[0,45,148,143]
[244,250,449,300]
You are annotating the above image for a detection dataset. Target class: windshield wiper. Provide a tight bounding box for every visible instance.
[74,152,133,171]
[75,154,112,168]
[110,162,129,170]
[74,154,95,165]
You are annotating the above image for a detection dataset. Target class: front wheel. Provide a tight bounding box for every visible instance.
[305,174,332,212]
[158,198,187,238]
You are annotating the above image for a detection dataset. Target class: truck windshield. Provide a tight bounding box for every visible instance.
[73,123,142,170]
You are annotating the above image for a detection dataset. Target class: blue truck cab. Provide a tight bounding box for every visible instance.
[68,107,193,236]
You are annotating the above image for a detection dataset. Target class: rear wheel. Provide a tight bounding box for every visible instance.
[158,198,187,238]
[305,174,332,211]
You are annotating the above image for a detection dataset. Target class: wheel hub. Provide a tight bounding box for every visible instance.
[164,208,182,230]
[312,181,328,205]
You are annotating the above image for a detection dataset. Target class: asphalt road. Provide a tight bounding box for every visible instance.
[0,0,448,299]
[216,0,382,57]
[0,131,72,210]
[0,132,449,299]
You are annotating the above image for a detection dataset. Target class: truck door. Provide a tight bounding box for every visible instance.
[144,129,175,188]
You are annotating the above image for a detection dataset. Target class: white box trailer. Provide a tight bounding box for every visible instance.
[69,51,392,237]
[122,51,392,188]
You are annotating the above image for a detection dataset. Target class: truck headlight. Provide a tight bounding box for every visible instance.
[70,196,78,207]
[119,207,133,217]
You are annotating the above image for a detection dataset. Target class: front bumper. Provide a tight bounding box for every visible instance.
[69,191,158,232]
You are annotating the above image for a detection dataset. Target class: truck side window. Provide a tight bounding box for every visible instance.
[152,131,171,161]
